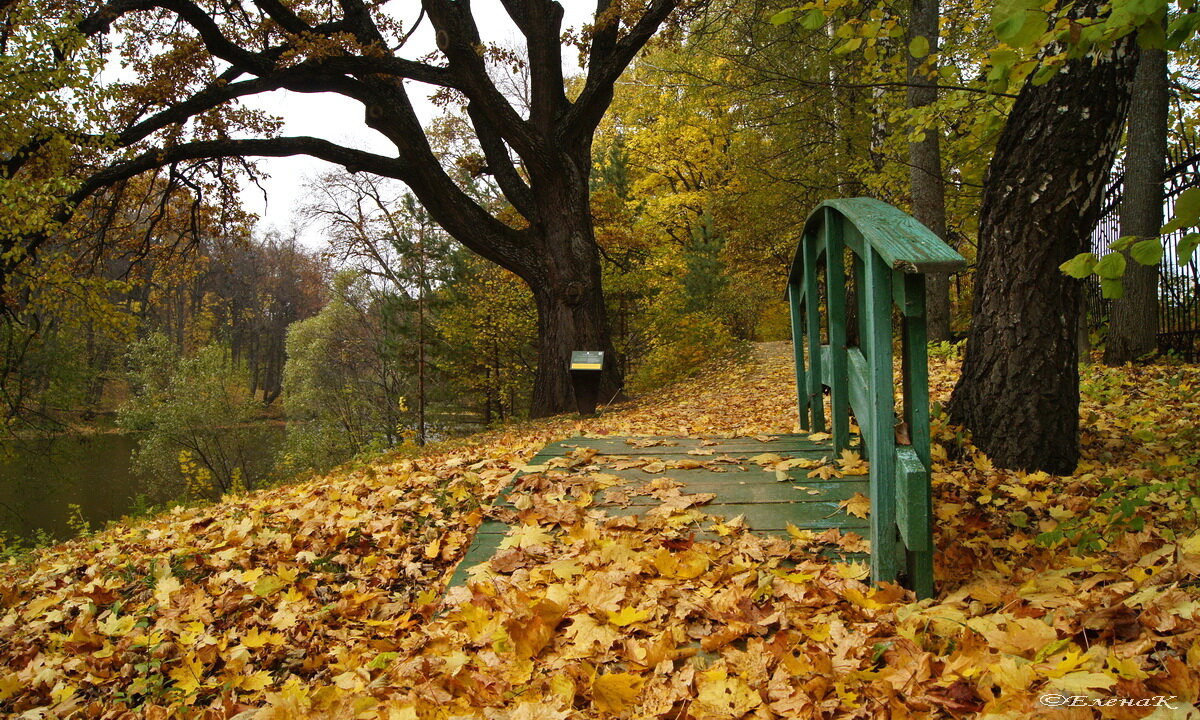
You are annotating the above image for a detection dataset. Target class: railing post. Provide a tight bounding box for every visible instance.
[802,233,825,432]
[824,209,850,454]
[852,252,868,452]
[788,282,809,430]
[863,249,898,585]
[901,274,932,471]
[900,273,933,597]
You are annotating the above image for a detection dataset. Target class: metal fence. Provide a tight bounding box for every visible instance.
[1086,145,1200,361]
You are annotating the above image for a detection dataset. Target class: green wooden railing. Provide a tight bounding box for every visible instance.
[786,198,966,597]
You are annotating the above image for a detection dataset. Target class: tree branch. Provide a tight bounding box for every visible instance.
[499,0,567,129]
[422,0,540,159]
[567,0,681,139]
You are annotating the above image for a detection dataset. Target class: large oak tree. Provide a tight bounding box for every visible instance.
[6,0,687,416]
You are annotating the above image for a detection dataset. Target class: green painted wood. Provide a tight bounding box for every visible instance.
[600,500,868,530]
[447,533,505,586]
[901,274,932,471]
[597,481,869,506]
[801,234,825,432]
[449,433,876,590]
[853,249,869,379]
[894,448,931,553]
[846,347,871,443]
[864,247,899,586]
[786,198,968,282]
[788,283,810,430]
[785,199,954,595]
[824,208,851,455]
[896,447,933,598]
[540,435,829,454]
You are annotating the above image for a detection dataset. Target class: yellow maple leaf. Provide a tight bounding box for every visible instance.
[235,670,273,692]
[98,614,136,637]
[837,449,869,475]
[1049,671,1117,694]
[785,523,815,542]
[835,562,870,580]
[252,574,286,597]
[168,654,205,697]
[592,672,644,714]
[607,607,653,627]
[499,523,555,550]
[154,575,183,605]
[695,667,762,719]
[549,559,583,579]
[240,627,284,648]
[653,549,710,579]
[839,492,871,519]
[808,464,841,480]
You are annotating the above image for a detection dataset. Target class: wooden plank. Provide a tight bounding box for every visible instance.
[819,198,967,274]
[597,480,868,505]
[500,467,864,490]
[600,501,869,530]
[451,433,882,591]
[824,207,851,455]
[846,348,871,445]
[802,233,825,432]
[895,447,933,598]
[546,440,828,451]
[864,248,899,586]
[788,282,810,430]
[551,436,830,447]
[893,448,930,553]
[901,273,932,471]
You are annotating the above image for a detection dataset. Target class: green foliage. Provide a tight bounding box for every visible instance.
[0,0,111,247]
[630,314,740,392]
[281,272,402,472]
[436,257,537,424]
[928,340,965,359]
[118,334,279,500]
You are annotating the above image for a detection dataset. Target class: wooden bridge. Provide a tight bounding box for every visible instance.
[450,198,965,598]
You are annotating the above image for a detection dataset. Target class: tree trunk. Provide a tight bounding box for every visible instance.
[528,206,622,417]
[907,0,951,342]
[416,226,427,445]
[1106,44,1167,365]
[949,30,1138,474]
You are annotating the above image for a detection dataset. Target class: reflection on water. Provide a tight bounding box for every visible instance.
[0,433,144,542]
[0,428,281,542]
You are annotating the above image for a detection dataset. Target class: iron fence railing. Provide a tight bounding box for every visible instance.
[1086,145,1200,361]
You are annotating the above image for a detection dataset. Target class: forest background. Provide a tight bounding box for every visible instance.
[1,0,1198,547]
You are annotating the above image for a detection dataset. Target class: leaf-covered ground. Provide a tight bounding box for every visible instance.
[2,344,1199,719]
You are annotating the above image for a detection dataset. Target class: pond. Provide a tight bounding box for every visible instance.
[0,428,283,544]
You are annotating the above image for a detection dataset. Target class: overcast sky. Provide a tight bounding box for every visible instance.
[239,1,596,248]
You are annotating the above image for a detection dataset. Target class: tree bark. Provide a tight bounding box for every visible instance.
[1105,44,1168,365]
[949,28,1138,474]
[528,174,623,416]
[906,0,951,342]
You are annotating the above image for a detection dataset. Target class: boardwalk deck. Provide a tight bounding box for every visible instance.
[447,433,869,588]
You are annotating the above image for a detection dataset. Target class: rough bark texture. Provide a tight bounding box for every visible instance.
[1105,45,1168,365]
[949,29,1138,474]
[527,151,623,415]
[906,0,951,342]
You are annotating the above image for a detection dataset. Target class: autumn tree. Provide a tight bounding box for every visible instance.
[302,171,455,444]
[1105,41,1169,364]
[907,0,952,342]
[949,0,1140,473]
[8,0,690,417]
